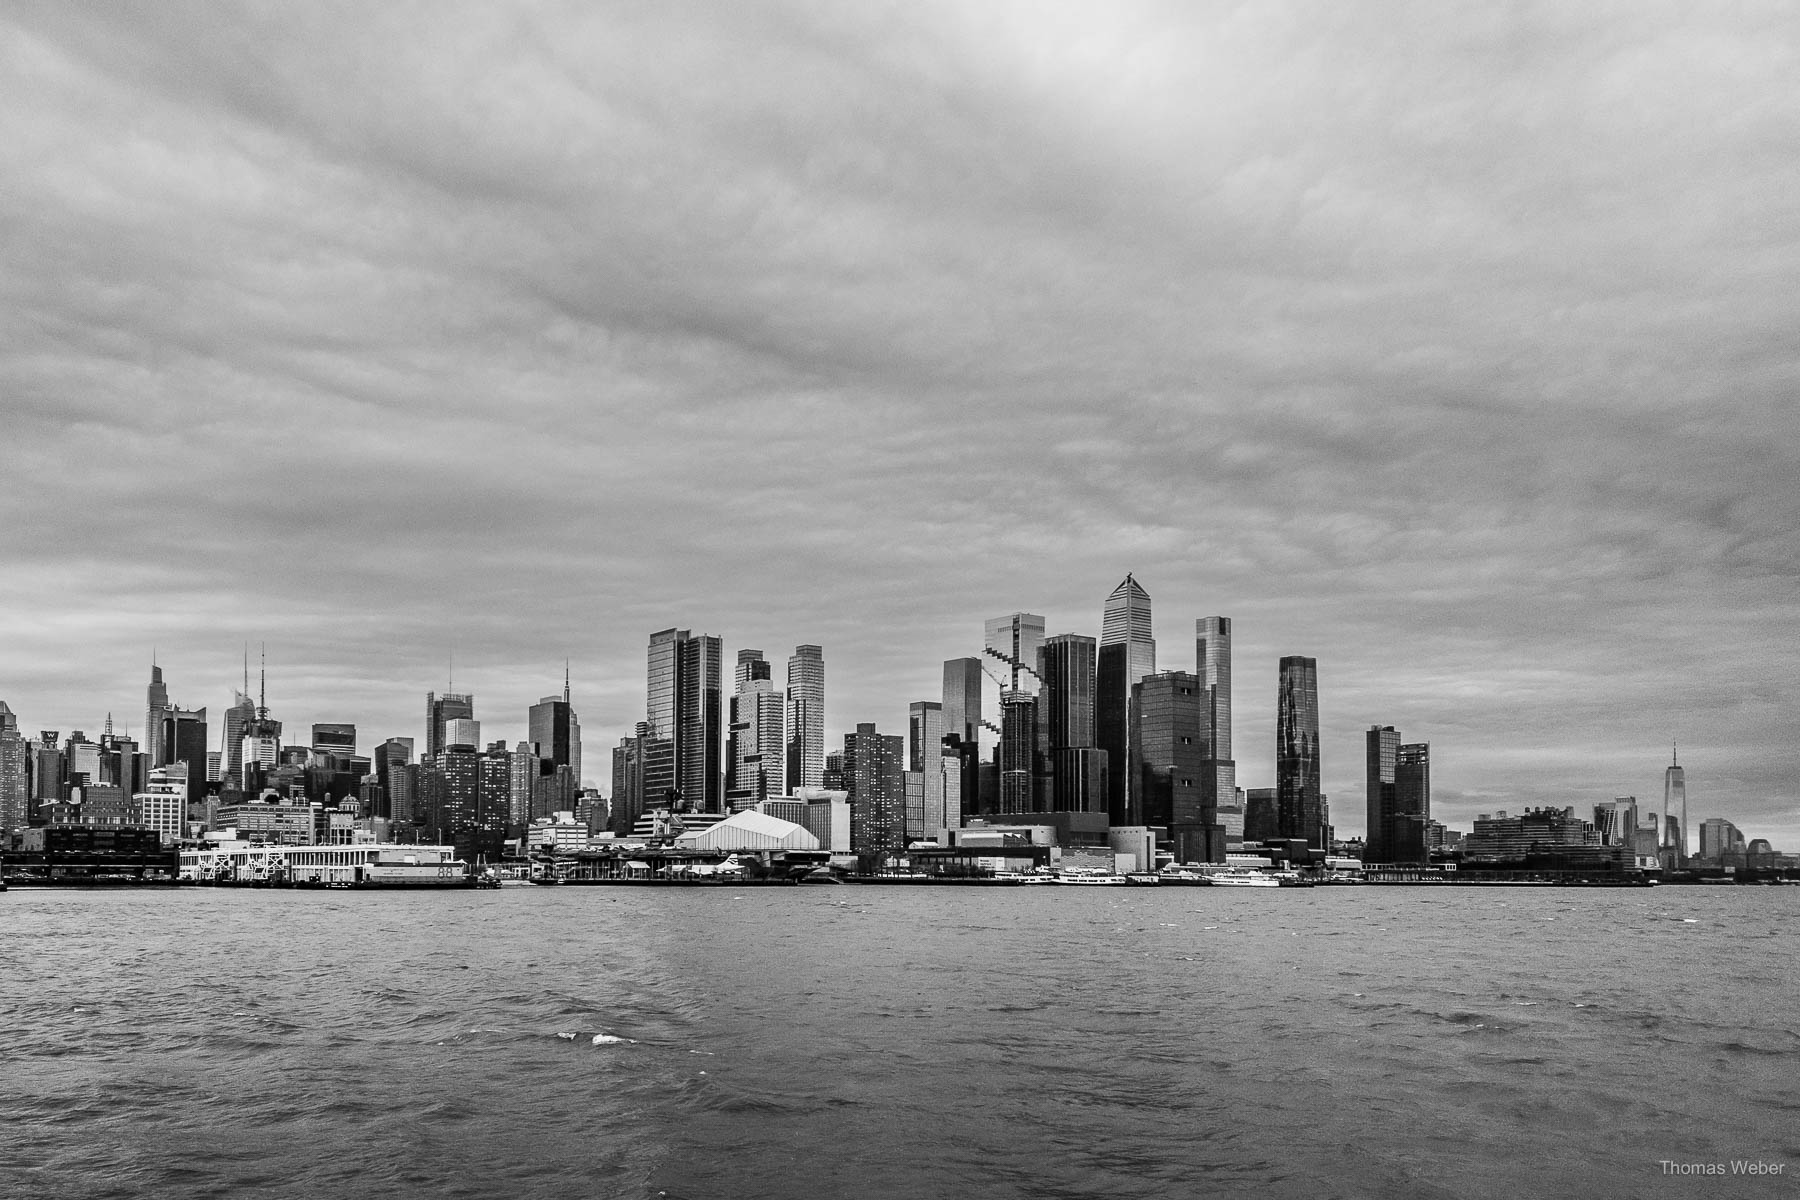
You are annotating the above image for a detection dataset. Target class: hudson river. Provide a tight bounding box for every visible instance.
[3,886,1795,1198]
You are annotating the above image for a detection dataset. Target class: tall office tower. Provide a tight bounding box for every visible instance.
[1393,743,1430,862]
[375,737,414,823]
[311,724,356,763]
[844,722,905,858]
[785,645,826,791]
[1098,574,1155,824]
[145,662,171,766]
[942,657,984,818]
[998,691,1038,814]
[610,724,648,836]
[0,701,26,836]
[728,651,786,811]
[1196,617,1236,823]
[645,629,723,812]
[1663,745,1687,863]
[1130,671,1221,862]
[425,692,475,762]
[162,707,210,804]
[528,671,582,788]
[471,741,512,860]
[1038,633,1104,812]
[984,612,1046,695]
[1365,725,1400,863]
[904,701,949,837]
[222,689,255,790]
[1697,817,1742,864]
[1276,656,1325,848]
[1593,797,1639,848]
[28,732,63,814]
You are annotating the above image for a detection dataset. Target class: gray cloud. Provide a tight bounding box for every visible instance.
[2,1,1796,842]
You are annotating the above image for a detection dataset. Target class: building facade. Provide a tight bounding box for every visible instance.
[785,644,826,791]
[1276,656,1326,849]
[1097,574,1155,825]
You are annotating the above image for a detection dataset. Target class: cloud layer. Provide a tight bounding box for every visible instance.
[3,1,1796,842]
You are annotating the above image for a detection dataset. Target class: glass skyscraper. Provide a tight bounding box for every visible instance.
[1276,656,1325,848]
[1196,616,1234,826]
[785,645,825,791]
[1038,633,1102,812]
[1097,574,1155,824]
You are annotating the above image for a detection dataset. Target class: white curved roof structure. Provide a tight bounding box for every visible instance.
[674,809,821,852]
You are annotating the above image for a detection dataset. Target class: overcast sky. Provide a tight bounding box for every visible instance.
[3,2,1796,843]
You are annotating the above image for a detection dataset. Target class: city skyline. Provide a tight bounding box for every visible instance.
[2,5,1796,846]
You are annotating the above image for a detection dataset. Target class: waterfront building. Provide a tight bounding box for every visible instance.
[134,773,187,842]
[941,657,984,819]
[1276,656,1327,849]
[1244,787,1277,841]
[728,650,786,811]
[785,644,826,791]
[1195,616,1236,832]
[0,701,26,836]
[644,629,723,813]
[509,740,533,828]
[674,808,820,853]
[998,691,1038,814]
[610,724,648,836]
[1037,633,1105,813]
[1130,671,1222,863]
[1365,726,1399,863]
[903,701,952,838]
[1663,747,1687,864]
[758,788,852,853]
[1465,807,1618,870]
[843,723,904,859]
[424,692,474,762]
[1697,817,1744,865]
[1394,743,1430,861]
[1097,574,1155,824]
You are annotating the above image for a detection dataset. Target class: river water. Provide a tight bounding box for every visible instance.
[1,884,1795,1198]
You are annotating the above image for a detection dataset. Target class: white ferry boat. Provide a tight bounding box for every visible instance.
[178,842,472,888]
[1210,867,1280,888]
[1053,870,1126,886]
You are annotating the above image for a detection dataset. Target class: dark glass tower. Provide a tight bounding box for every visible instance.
[1037,633,1102,812]
[1394,743,1430,862]
[941,657,984,818]
[1130,671,1220,862]
[1097,574,1154,824]
[425,692,474,762]
[1364,725,1399,863]
[1196,617,1235,822]
[1276,656,1325,849]
[645,629,722,814]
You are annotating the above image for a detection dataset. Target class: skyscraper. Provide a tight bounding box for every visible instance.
[222,688,255,791]
[1038,633,1105,812]
[525,672,583,791]
[1098,574,1155,824]
[646,629,723,813]
[1196,616,1235,825]
[1394,743,1430,861]
[1276,656,1325,849]
[375,737,414,823]
[904,700,950,838]
[0,701,26,836]
[425,692,474,762]
[728,650,786,811]
[1130,671,1220,862]
[843,722,904,859]
[144,662,170,766]
[1365,725,1399,863]
[785,645,825,791]
[941,657,984,818]
[984,612,1046,695]
[998,691,1038,814]
[311,723,357,763]
[162,707,209,804]
[1663,745,1687,864]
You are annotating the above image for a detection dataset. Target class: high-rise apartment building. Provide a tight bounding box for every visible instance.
[425,692,474,762]
[728,650,786,811]
[785,645,825,791]
[903,700,953,838]
[1697,817,1744,864]
[1276,656,1326,849]
[998,691,1038,814]
[1393,742,1430,861]
[527,671,581,789]
[1098,574,1155,825]
[610,724,648,836]
[375,737,414,823]
[843,722,904,859]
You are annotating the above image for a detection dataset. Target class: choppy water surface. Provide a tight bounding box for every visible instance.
[2,885,1796,1198]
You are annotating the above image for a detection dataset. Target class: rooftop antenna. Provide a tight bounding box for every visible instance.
[564,659,571,705]
[1672,741,1678,767]
[243,644,250,700]
[258,643,267,719]
[104,712,113,738]
[449,648,454,692]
